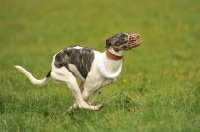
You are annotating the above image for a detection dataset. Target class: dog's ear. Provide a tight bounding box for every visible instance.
[105,38,111,48]
[102,38,106,42]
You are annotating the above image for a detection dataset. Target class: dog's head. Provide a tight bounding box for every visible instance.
[105,32,142,52]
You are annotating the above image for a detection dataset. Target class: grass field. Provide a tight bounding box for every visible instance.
[0,0,200,131]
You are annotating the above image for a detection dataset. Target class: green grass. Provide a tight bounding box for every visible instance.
[0,0,200,131]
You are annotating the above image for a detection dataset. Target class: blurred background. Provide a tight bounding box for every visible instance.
[1,1,199,50]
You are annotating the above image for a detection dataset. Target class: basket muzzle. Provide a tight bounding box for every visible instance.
[113,34,142,51]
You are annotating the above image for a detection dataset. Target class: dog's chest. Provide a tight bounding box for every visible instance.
[85,59,117,89]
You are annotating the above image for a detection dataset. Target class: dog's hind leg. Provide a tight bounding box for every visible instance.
[52,67,102,111]
[69,81,85,110]
[79,81,84,92]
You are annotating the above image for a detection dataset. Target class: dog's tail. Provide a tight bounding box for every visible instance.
[14,65,51,86]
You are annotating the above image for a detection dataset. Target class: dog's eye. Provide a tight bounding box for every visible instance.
[115,41,121,46]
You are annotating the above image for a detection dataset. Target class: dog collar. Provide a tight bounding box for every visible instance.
[97,52,122,79]
[106,50,123,61]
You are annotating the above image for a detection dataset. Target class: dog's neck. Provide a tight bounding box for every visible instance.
[106,48,124,61]
[98,48,123,78]
[100,48,124,77]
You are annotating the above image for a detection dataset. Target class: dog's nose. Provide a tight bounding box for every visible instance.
[134,34,140,39]
[128,33,142,48]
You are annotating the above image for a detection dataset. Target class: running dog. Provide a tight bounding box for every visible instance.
[15,32,142,111]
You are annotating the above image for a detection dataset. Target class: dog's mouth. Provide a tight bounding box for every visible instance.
[113,34,142,51]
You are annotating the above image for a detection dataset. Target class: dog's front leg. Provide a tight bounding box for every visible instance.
[69,102,78,110]
[81,89,103,110]
[88,89,100,105]
[69,88,103,111]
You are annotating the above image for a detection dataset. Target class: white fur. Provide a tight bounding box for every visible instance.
[15,48,125,111]
[73,46,83,49]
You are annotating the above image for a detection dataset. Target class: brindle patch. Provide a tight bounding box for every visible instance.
[54,46,94,79]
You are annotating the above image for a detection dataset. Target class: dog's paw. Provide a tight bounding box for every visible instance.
[96,104,103,111]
